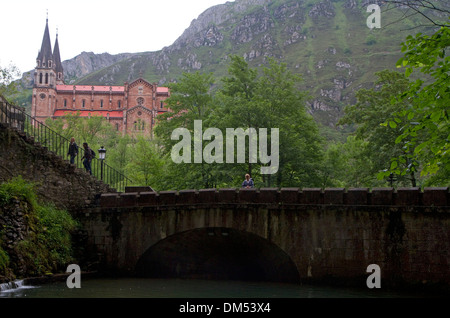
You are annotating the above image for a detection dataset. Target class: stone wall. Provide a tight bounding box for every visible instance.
[0,123,114,212]
[76,187,450,291]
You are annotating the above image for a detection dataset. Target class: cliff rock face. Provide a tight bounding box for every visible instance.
[19,51,135,87]
[62,52,135,84]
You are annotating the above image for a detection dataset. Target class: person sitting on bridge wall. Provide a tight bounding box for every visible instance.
[242,173,254,188]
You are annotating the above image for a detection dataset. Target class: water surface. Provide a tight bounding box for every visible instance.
[0,277,435,298]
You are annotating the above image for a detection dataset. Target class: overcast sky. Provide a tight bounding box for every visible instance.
[1,0,232,75]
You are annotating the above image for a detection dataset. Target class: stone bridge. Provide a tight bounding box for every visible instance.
[75,187,450,290]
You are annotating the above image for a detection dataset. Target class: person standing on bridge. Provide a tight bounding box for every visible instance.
[242,173,254,188]
[67,137,79,165]
[81,142,93,175]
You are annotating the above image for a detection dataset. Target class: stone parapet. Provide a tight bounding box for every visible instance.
[100,187,450,208]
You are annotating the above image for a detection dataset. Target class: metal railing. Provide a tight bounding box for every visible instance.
[0,97,132,192]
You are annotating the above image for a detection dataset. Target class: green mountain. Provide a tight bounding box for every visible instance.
[16,0,444,137]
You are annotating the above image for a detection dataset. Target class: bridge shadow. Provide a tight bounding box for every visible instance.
[135,227,300,283]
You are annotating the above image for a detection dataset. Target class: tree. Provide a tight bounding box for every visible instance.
[155,71,215,150]
[125,136,165,187]
[216,56,324,188]
[385,1,449,28]
[339,70,419,186]
[320,136,375,188]
[382,24,449,179]
[255,58,323,187]
[0,62,20,97]
[216,55,262,179]
[154,71,218,189]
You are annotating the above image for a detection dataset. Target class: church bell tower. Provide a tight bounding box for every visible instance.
[32,17,64,121]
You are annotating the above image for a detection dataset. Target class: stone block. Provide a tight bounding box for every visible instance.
[158,191,178,206]
[324,188,345,205]
[396,187,421,206]
[218,188,238,203]
[198,189,217,204]
[347,188,369,205]
[300,188,323,204]
[100,193,120,208]
[259,188,279,203]
[423,187,449,207]
[238,188,258,203]
[371,188,394,205]
[125,186,154,193]
[137,192,158,206]
[280,188,300,204]
[119,193,138,207]
[178,190,198,205]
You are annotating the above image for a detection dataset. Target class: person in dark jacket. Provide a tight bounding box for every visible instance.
[242,173,254,188]
[81,142,93,175]
[67,137,79,164]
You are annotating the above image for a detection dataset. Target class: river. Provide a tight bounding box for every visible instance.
[0,277,437,298]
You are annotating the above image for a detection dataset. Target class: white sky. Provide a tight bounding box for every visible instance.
[0,0,233,75]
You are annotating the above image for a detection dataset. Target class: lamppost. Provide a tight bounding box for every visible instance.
[98,146,106,181]
[387,173,397,187]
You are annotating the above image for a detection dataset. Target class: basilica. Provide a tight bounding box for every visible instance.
[31,19,170,136]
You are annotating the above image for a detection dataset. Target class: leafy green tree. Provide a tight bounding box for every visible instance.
[214,55,262,181]
[154,71,218,189]
[221,54,258,100]
[0,62,20,97]
[155,71,215,150]
[105,133,131,175]
[125,136,165,187]
[339,69,420,186]
[382,26,449,179]
[45,112,116,150]
[216,56,324,188]
[255,58,323,187]
[320,136,375,188]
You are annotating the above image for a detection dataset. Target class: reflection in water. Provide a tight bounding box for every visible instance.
[0,278,434,298]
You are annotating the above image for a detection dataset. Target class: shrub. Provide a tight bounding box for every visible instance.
[0,177,79,277]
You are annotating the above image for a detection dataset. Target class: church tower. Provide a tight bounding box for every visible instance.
[32,17,63,121]
[53,31,64,85]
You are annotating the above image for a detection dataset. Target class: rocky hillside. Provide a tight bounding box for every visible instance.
[17,0,445,131]
[19,51,135,87]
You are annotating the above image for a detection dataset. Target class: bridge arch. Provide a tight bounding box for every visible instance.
[135,227,301,283]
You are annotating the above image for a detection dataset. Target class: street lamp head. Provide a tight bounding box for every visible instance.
[98,146,106,160]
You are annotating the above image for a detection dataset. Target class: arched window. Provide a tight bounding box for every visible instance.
[45,73,48,84]
[39,73,43,84]
[134,119,146,131]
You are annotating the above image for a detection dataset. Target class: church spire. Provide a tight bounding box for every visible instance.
[36,17,53,69]
[53,30,64,84]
